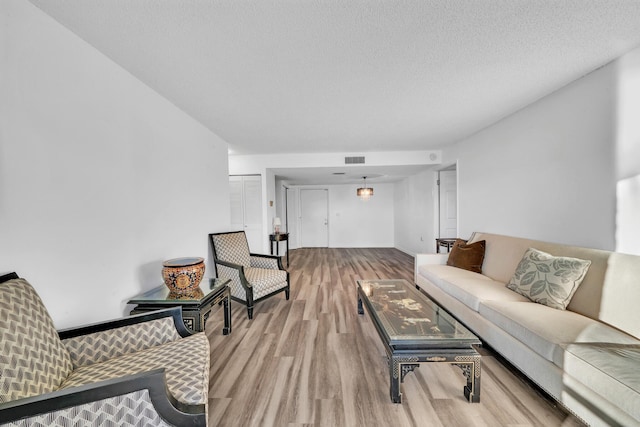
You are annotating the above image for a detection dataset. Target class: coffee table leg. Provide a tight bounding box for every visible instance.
[223,290,231,335]
[357,293,364,315]
[456,356,481,403]
[389,356,402,403]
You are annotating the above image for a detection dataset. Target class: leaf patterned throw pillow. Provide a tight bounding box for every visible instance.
[506,248,591,310]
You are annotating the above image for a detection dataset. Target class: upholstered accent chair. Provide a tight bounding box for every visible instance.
[0,273,209,426]
[209,231,290,319]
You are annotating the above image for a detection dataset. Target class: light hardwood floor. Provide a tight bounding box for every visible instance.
[205,248,585,427]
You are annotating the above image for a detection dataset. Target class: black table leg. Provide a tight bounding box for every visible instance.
[222,289,231,335]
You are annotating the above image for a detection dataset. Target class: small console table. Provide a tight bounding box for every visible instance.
[436,238,457,253]
[128,278,231,334]
[269,232,289,266]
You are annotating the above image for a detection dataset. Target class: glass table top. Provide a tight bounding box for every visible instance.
[128,278,230,305]
[357,279,479,347]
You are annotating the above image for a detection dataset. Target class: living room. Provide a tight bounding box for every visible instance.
[2,1,640,425]
[3,0,639,327]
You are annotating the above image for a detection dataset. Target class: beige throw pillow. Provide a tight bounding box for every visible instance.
[507,248,591,310]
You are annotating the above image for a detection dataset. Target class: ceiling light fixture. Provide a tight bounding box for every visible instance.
[357,176,374,201]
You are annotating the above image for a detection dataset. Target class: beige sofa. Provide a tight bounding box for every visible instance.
[415,232,640,427]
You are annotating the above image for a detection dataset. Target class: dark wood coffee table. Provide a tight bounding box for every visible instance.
[357,279,481,403]
[129,278,231,334]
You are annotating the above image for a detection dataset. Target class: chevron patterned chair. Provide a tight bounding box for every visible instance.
[209,231,290,319]
[0,272,210,426]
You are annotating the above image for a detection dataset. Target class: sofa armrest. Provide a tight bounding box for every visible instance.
[414,253,449,284]
[60,308,193,368]
[0,369,205,426]
[250,253,284,270]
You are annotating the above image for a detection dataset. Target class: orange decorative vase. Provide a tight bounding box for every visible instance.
[162,257,205,294]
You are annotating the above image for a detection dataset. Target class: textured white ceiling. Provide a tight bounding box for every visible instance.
[30,0,640,156]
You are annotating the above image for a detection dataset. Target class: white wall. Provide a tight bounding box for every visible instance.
[230,150,441,252]
[442,60,617,250]
[615,47,640,255]
[393,169,439,256]
[615,47,640,182]
[0,1,230,328]
[286,183,394,248]
[329,183,394,247]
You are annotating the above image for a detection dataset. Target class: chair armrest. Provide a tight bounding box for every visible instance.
[250,253,284,270]
[215,259,243,271]
[0,369,205,426]
[60,308,193,368]
[414,253,449,284]
[215,260,251,290]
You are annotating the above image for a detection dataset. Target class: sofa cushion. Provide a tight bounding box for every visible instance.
[60,333,209,405]
[446,239,486,273]
[562,343,640,421]
[418,265,529,312]
[467,232,612,320]
[507,248,591,310]
[0,278,73,403]
[599,252,640,340]
[479,300,639,367]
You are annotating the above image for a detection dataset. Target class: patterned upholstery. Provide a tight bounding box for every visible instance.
[210,232,251,268]
[217,264,246,300]
[250,255,280,269]
[62,317,181,368]
[3,390,172,427]
[0,279,73,403]
[60,333,209,405]
[0,276,209,426]
[210,231,290,319]
[246,268,288,300]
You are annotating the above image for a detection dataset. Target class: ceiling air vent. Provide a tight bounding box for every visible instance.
[345,156,365,164]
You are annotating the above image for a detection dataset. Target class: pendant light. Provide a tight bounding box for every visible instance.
[357,176,374,201]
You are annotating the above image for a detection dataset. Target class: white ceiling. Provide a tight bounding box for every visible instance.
[29,1,640,163]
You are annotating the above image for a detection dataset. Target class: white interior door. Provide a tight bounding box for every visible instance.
[229,175,263,252]
[439,170,458,238]
[229,177,244,231]
[242,176,263,252]
[300,189,328,247]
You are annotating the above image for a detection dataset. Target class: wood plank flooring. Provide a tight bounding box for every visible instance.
[205,248,584,427]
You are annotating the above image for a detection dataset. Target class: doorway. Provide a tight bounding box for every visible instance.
[300,189,329,247]
[438,168,458,238]
[229,175,263,252]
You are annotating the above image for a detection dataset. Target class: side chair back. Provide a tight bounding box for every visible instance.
[210,231,251,268]
[0,277,74,403]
